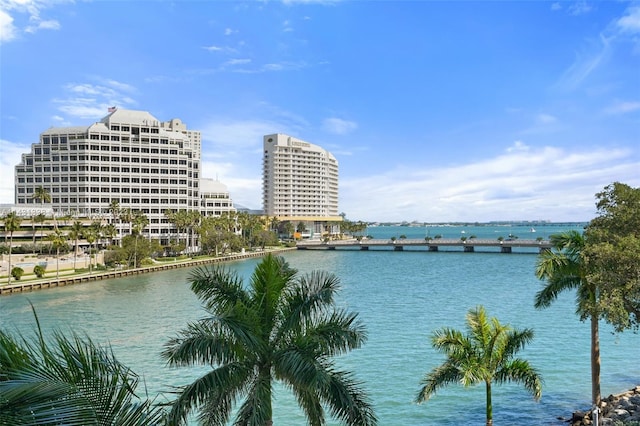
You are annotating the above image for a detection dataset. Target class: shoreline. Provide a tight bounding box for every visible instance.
[567,386,640,425]
[0,247,296,296]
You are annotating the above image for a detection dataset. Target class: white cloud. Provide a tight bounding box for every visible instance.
[0,9,17,42]
[568,1,592,16]
[537,113,558,124]
[550,3,562,11]
[617,6,640,34]
[224,58,252,66]
[555,34,611,90]
[224,27,237,36]
[203,45,238,54]
[0,0,65,41]
[339,144,639,222]
[322,117,358,135]
[25,18,59,33]
[53,80,138,119]
[0,139,30,203]
[604,100,640,115]
[506,140,530,153]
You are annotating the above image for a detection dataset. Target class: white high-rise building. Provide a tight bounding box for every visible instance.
[14,108,202,245]
[262,134,341,237]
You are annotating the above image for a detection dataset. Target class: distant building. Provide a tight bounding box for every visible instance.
[262,133,341,238]
[12,108,205,246]
[199,178,236,217]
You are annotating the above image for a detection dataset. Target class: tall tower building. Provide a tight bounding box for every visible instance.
[262,134,341,237]
[14,108,201,245]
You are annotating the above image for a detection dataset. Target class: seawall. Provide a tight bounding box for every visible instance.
[0,247,296,295]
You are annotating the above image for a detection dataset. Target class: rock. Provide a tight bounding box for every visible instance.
[570,386,640,426]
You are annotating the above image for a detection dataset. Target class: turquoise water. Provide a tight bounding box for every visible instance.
[1,225,638,425]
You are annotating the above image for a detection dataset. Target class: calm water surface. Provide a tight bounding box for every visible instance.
[1,225,638,425]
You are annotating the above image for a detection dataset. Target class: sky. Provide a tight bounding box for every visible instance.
[1,0,639,223]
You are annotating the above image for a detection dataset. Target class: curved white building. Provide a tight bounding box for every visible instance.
[262,134,341,237]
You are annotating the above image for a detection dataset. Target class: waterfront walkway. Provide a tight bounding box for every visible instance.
[297,238,552,253]
[0,247,296,295]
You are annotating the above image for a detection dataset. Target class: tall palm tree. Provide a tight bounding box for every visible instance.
[83,227,97,273]
[47,229,67,281]
[534,230,601,406]
[90,221,103,268]
[68,220,84,271]
[32,186,56,230]
[0,309,164,425]
[162,254,377,426]
[34,213,47,253]
[416,305,542,426]
[3,212,22,285]
[108,199,121,246]
[120,208,134,238]
[131,212,148,268]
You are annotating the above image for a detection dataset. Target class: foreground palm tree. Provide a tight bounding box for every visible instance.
[162,254,377,426]
[0,308,164,425]
[535,230,601,406]
[416,306,542,426]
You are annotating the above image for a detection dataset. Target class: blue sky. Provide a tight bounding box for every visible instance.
[1,0,639,223]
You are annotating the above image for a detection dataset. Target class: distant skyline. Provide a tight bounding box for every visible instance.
[1,0,638,223]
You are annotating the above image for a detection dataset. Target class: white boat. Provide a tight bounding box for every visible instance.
[530,227,536,233]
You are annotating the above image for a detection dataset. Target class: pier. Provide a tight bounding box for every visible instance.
[297,238,552,253]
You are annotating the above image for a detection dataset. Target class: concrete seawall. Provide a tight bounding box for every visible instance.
[0,248,296,295]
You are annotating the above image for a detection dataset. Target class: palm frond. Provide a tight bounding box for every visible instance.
[415,361,463,403]
[494,358,543,401]
[165,363,252,426]
[189,266,250,313]
[319,368,377,426]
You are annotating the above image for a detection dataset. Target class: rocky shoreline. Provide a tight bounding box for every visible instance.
[566,386,640,425]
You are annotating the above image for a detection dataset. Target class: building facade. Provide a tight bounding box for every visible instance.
[262,133,341,237]
[14,109,203,245]
[199,178,235,217]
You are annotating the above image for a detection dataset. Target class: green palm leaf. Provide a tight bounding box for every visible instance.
[163,254,376,425]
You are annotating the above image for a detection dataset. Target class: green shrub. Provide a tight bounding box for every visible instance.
[33,265,46,278]
[140,258,155,266]
[11,267,24,281]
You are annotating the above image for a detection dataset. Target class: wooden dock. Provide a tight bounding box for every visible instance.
[297,238,552,253]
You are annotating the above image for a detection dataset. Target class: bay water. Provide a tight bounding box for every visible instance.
[1,224,638,425]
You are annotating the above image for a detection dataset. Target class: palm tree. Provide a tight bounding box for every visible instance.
[3,212,22,285]
[34,213,47,252]
[0,308,164,425]
[68,220,84,271]
[89,221,103,269]
[120,208,134,238]
[30,214,38,253]
[534,230,601,406]
[102,223,117,247]
[162,254,377,426]
[47,229,67,281]
[83,227,97,273]
[108,200,121,246]
[131,212,148,268]
[416,305,542,426]
[32,186,56,230]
